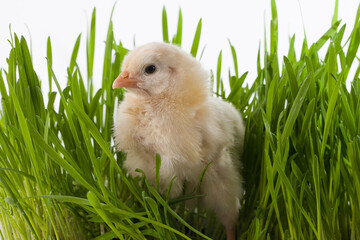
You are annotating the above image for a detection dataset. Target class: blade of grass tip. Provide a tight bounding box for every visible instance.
[220,78,225,98]
[281,73,313,147]
[312,21,340,54]
[344,4,360,79]
[8,44,16,88]
[227,72,248,102]
[69,34,81,76]
[175,8,182,46]
[331,0,339,26]
[190,18,202,57]
[327,40,337,97]
[162,6,169,43]
[228,39,239,79]
[199,44,206,61]
[288,35,296,62]
[87,8,96,98]
[132,35,136,48]
[270,0,278,56]
[216,50,222,95]
[24,24,33,61]
[43,112,51,170]
[300,36,309,60]
[102,20,113,87]
[102,3,117,90]
[70,69,83,108]
[102,16,114,143]
[46,37,52,93]
[19,36,36,90]
[263,11,268,55]
[8,24,14,48]
[334,25,346,51]
[74,66,89,109]
[257,41,262,75]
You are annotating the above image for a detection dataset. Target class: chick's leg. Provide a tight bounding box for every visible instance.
[226,224,236,240]
[201,158,242,240]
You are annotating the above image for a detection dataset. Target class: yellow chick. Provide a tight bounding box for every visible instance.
[113,42,245,240]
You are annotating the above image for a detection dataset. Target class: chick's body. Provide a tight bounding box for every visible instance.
[113,42,244,240]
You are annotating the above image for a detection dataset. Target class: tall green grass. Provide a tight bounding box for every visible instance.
[0,1,359,239]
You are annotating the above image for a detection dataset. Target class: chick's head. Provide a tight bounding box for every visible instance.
[113,42,209,101]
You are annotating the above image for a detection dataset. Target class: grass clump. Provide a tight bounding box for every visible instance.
[0,1,360,239]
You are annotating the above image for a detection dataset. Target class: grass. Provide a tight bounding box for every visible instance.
[0,1,360,239]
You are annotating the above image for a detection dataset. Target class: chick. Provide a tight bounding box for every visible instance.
[113,42,245,240]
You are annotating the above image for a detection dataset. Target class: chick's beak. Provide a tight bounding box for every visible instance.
[112,71,139,89]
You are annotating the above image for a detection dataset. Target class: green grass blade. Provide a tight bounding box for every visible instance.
[162,6,169,43]
[190,18,202,57]
[46,37,52,92]
[320,74,341,160]
[69,34,81,75]
[281,73,313,146]
[216,50,222,95]
[284,56,299,100]
[332,0,339,25]
[312,21,340,53]
[228,39,239,79]
[155,153,161,192]
[174,8,182,46]
[270,0,278,56]
[344,4,360,79]
[87,8,96,96]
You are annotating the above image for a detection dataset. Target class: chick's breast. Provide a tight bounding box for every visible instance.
[114,94,207,196]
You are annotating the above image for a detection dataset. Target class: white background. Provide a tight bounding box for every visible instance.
[0,0,359,92]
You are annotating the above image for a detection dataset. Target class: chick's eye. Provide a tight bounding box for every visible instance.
[145,65,156,74]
